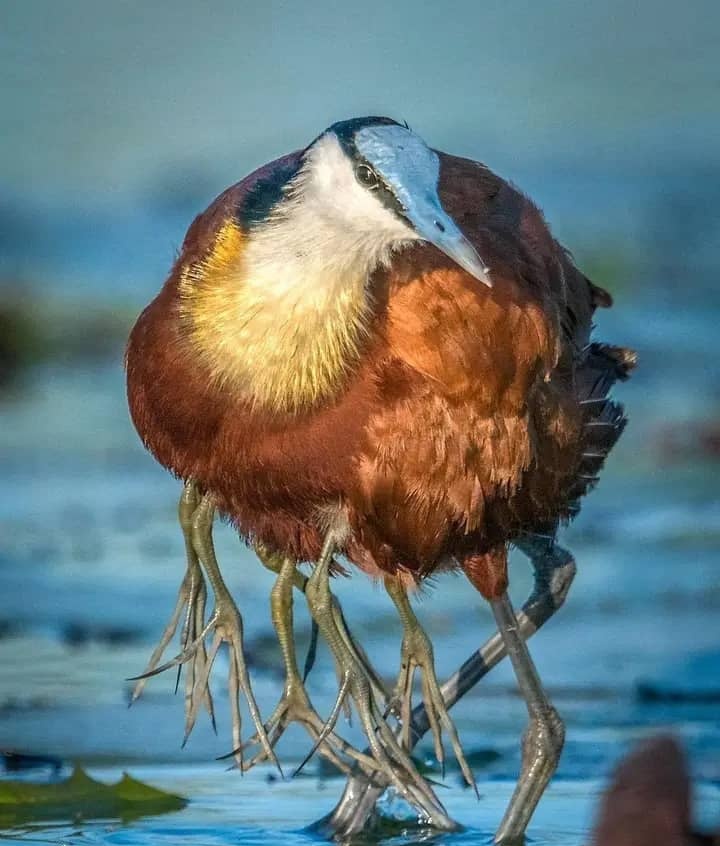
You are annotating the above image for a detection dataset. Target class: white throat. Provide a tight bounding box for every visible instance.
[242,133,416,309]
[183,133,417,412]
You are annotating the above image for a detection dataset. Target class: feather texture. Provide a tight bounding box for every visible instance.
[126,150,634,595]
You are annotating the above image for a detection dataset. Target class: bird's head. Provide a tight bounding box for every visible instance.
[254,116,491,287]
[181,117,491,412]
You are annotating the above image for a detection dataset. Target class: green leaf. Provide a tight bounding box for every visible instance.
[0,766,187,826]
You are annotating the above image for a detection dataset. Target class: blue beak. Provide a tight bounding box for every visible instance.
[350,122,492,286]
[407,198,492,288]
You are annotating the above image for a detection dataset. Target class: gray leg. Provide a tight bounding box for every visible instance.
[490,593,565,844]
[311,539,576,839]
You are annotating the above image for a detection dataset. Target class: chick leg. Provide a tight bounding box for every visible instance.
[490,593,565,844]
[129,480,214,737]
[135,493,281,770]
[185,494,281,773]
[254,543,388,712]
[303,525,452,826]
[256,544,387,721]
[226,549,378,776]
[313,538,576,839]
[384,577,477,794]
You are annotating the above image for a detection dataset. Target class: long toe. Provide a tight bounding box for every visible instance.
[234,678,379,776]
[392,627,477,793]
[214,597,283,776]
[130,558,209,704]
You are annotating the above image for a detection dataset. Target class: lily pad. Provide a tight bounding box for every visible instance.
[0,766,187,826]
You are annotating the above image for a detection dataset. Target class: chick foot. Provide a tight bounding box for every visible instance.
[303,527,449,823]
[385,577,477,795]
[129,481,214,733]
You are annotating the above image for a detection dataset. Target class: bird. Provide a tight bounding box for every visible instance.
[591,736,719,846]
[125,115,635,841]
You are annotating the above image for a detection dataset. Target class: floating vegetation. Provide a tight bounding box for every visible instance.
[0,766,186,826]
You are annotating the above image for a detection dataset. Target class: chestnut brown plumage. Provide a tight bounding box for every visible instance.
[128,153,630,579]
[126,117,634,841]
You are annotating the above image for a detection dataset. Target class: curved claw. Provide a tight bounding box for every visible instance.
[128,562,208,699]
[127,616,214,682]
[220,678,379,778]
[293,675,353,776]
[128,591,185,701]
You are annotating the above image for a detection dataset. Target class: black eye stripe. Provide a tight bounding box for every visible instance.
[333,131,411,226]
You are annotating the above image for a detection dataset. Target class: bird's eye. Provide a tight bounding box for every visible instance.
[355,164,379,188]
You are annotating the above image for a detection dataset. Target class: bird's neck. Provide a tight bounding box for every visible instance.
[178,214,382,413]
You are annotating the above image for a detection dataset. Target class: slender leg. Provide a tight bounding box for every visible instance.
[227,551,379,776]
[186,495,281,773]
[253,543,388,711]
[384,577,477,793]
[304,524,455,828]
[490,593,565,844]
[129,481,215,736]
[312,539,576,839]
[332,601,389,710]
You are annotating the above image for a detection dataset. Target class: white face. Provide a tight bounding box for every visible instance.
[212,120,488,413]
[296,132,419,248]
[290,123,491,287]
[249,121,490,293]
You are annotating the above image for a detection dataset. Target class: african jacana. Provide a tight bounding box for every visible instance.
[126,116,634,841]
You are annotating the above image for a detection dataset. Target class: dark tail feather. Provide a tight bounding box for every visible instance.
[577,343,636,398]
[566,343,636,506]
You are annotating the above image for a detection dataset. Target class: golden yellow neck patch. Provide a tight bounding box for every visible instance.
[178,220,372,412]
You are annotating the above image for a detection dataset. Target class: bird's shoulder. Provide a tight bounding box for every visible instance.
[173,150,304,273]
[438,151,614,361]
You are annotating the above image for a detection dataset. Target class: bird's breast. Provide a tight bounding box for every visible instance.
[176,219,377,414]
[384,257,559,405]
[341,259,566,571]
[128,238,566,568]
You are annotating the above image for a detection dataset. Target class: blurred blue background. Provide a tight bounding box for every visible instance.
[0,2,718,843]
